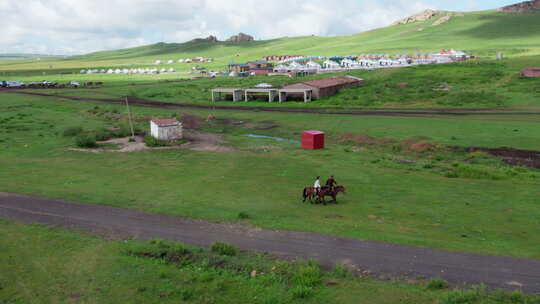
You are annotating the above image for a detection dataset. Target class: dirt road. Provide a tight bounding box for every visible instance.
[6,90,540,117]
[1,192,539,293]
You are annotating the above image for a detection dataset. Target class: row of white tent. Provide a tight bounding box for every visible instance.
[81,68,176,75]
[272,57,442,73]
[154,57,213,65]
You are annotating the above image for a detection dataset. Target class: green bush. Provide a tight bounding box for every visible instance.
[291,285,314,299]
[426,278,449,290]
[238,212,250,219]
[75,134,97,148]
[63,126,83,137]
[332,263,352,279]
[293,262,322,288]
[211,242,238,256]
[126,239,191,263]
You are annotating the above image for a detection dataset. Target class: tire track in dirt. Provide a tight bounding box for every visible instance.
[5,90,540,117]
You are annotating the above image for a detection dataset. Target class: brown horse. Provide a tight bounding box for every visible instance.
[302,187,318,203]
[317,186,346,204]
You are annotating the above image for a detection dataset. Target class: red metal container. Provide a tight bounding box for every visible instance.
[302,130,325,149]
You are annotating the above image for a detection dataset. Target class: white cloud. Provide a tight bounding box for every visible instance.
[0,0,436,55]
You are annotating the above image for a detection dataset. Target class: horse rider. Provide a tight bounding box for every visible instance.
[326,175,337,191]
[314,176,321,195]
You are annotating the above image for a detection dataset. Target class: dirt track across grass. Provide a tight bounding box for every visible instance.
[1,192,539,293]
[7,90,540,117]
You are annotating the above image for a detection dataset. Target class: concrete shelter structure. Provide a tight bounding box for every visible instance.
[244,88,279,102]
[212,88,244,102]
[150,118,183,141]
[278,88,313,103]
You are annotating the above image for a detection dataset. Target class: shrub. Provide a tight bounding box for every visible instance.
[126,239,190,263]
[293,262,322,288]
[75,134,97,148]
[440,287,484,304]
[63,126,83,137]
[426,278,449,290]
[211,242,238,256]
[128,137,136,143]
[291,285,314,299]
[332,263,351,279]
[238,212,250,219]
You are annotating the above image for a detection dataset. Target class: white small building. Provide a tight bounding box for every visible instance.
[150,118,183,141]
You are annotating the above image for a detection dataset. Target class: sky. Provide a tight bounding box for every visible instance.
[0,0,520,55]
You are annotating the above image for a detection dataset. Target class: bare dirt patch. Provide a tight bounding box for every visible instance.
[70,130,237,153]
[410,142,437,153]
[463,147,540,169]
[338,133,376,144]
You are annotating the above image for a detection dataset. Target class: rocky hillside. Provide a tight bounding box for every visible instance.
[392,9,464,27]
[497,0,540,13]
[226,33,254,42]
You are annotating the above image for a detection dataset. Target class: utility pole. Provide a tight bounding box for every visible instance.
[125,96,135,138]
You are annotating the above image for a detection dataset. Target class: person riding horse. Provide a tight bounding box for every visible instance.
[325,175,337,191]
[314,176,321,195]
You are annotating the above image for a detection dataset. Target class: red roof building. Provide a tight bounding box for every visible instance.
[521,67,540,78]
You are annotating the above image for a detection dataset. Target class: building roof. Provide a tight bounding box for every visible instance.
[522,67,540,77]
[152,118,180,127]
[303,130,325,135]
[298,76,362,89]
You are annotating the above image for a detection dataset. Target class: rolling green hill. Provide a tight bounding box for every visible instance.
[1,8,539,73]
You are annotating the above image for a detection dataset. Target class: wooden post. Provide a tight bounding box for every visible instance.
[125,96,135,137]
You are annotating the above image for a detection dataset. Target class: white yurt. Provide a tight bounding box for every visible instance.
[178,59,184,63]
[107,69,114,74]
[168,68,175,72]
[155,60,162,65]
[80,70,86,74]
[305,61,321,69]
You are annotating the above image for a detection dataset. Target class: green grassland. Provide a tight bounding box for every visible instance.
[3,220,538,303]
[1,10,540,76]
[4,55,540,109]
[1,93,539,259]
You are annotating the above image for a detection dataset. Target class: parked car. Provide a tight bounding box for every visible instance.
[69,81,81,87]
[6,81,25,88]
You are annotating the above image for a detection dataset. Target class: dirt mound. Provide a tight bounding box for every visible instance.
[464,147,540,169]
[338,134,375,144]
[376,137,397,145]
[410,142,437,152]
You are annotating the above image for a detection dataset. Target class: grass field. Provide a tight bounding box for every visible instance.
[1,93,539,260]
[2,7,540,301]
[3,55,540,109]
[2,220,539,304]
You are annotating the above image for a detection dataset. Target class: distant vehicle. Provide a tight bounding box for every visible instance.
[69,81,81,87]
[255,83,273,88]
[0,81,7,87]
[6,81,25,88]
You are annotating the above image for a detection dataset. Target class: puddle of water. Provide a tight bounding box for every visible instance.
[244,134,300,143]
